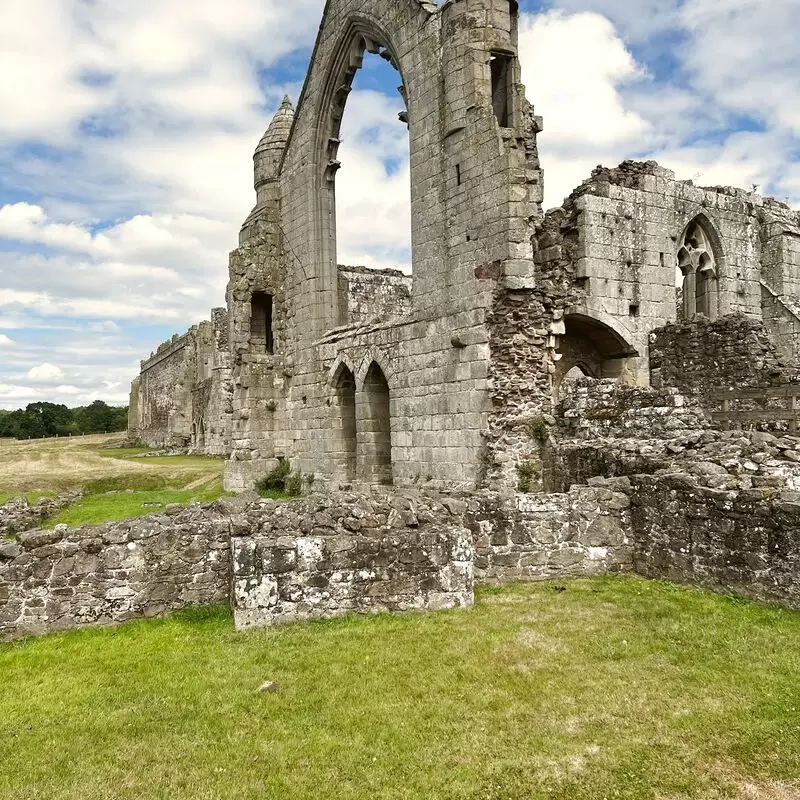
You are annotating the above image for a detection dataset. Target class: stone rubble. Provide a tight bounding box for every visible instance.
[0,491,82,539]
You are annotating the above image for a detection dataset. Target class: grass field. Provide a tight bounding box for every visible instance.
[0,435,227,526]
[1,576,799,800]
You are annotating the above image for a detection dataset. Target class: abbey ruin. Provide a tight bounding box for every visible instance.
[129,0,800,489]
[5,0,793,639]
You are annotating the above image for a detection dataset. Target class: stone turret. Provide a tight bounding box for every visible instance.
[254,95,294,203]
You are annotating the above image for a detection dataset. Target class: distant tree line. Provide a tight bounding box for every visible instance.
[0,401,128,440]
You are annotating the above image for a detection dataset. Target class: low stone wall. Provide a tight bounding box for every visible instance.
[558,380,710,440]
[5,474,800,640]
[469,482,633,582]
[0,503,231,640]
[231,493,473,628]
[650,314,797,398]
[631,475,800,608]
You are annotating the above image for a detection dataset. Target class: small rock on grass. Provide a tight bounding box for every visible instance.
[258,681,280,694]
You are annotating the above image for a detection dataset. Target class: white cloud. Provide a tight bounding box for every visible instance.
[550,0,682,41]
[88,321,121,334]
[518,11,651,207]
[26,364,65,382]
[0,334,12,347]
[679,0,800,136]
[0,383,37,401]
[336,89,412,271]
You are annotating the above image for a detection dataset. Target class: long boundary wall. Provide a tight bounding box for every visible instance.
[3,477,800,640]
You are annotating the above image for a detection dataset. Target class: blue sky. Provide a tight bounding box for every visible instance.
[0,0,798,409]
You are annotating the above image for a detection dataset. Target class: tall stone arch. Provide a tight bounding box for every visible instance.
[278,1,439,344]
[278,0,540,348]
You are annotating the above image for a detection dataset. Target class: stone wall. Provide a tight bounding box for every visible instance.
[337,265,412,326]
[631,474,800,608]
[557,380,710,440]
[231,492,473,628]
[650,314,796,398]
[469,482,633,583]
[0,502,231,640]
[136,333,193,448]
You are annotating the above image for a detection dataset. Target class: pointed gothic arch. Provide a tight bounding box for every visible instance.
[313,19,412,326]
[357,360,393,484]
[330,361,357,482]
[676,214,723,320]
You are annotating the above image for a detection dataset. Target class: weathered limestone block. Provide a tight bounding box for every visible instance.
[468,485,634,583]
[231,492,474,628]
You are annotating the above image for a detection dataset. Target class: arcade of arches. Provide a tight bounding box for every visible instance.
[332,362,392,484]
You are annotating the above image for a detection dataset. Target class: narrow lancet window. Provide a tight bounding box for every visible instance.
[250,292,274,354]
[490,53,514,127]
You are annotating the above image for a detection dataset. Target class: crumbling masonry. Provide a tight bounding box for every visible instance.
[119,0,800,623]
[130,0,800,493]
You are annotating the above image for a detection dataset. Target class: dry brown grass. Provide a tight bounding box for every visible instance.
[0,434,222,495]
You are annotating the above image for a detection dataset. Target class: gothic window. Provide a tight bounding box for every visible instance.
[677,219,718,320]
[358,362,392,484]
[332,364,357,482]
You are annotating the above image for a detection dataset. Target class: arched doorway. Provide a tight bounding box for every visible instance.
[358,362,392,484]
[555,314,639,395]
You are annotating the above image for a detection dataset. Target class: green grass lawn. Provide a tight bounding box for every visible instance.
[45,484,229,527]
[0,437,229,527]
[0,491,56,506]
[34,446,230,527]
[1,577,799,800]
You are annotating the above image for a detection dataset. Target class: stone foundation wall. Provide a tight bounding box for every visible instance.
[6,474,800,640]
[630,475,800,608]
[231,492,474,628]
[0,503,231,640]
[469,482,633,582]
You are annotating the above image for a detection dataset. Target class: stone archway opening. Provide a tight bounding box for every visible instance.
[555,314,639,396]
[358,362,392,485]
[320,32,412,324]
[331,363,357,482]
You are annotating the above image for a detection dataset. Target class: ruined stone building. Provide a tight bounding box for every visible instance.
[129,0,800,494]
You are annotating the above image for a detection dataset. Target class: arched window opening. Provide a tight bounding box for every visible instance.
[250,292,274,354]
[676,219,719,320]
[555,314,638,395]
[331,39,412,320]
[358,362,392,484]
[332,364,357,482]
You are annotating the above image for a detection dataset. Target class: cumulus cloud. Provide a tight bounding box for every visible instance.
[518,10,651,206]
[0,334,12,347]
[0,0,799,409]
[26,363,65,382]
